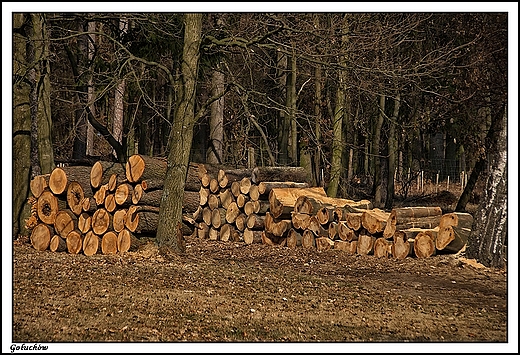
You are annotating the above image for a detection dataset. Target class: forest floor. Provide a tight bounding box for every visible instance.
[7,188,515,352]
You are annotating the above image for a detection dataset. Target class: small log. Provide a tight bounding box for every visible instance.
[49,167,68,195]
[356,234,375,255]
[286,228,303,248]
[244,200,260,216]
[66,230,83,254]
[37,190,60,225]
[30,223,52,251]
[93,184,109,206]
[239,177,252,195]
[82,197,97,213]
[202,207,213,226]
[291,212,311,230]
[104,193,117,213]
[208,193,220,210]
[209,178,220,194]
[217,169,228,189]
[82,231,101,256]
[337,221,357,242]
[30,174,49,198]
[246,214,265,230]
[249,184,260,201]
[220,223,235,242]
[113,209,127,233]
[92,208,111,235]
[209,227,219,240]
[197,222,210,239]
[101,231,118,254]
[49,234,67,252]
[66,181,85,215]
[235,213,247,231]
[316,237,335,252]
[225,202,241,224]
[54,209,78,239]
[361,209,390,234]
[373,237,393,258]
[219,189,235,209]
[236,193,249,208]
[211,208,227,229]
[413,231,436,258]
[199,187,210,206]
[328,222,338,240]
[243,228,263,245]
[117,229,135,253]
[90,161,126,189]
[200,173,211,188]
[302,229,316,249]
[230,181,241,197]
[78,212,92,234]
[114,183,134,206]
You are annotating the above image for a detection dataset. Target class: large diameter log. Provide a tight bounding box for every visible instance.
[261,231,286,246]
[54,209,78,239]
[316,206,335,225]
[436,212,474,251]
[66,230,83,254]
[257,181,310,198]
[437,225,471,254]
[125,154,167,183]
[302,229,316,249]
[251,166,311,184]
[345,212,363,231]
[50,234,67,252]
[373,238,393,258]
[413,231,436,258]
[286,228,303,248]
[49,167,68,195]
[30,223,52,251]
[37,190,60,225]
[83,231,101,256]
[291,212,311,230]
[90,161,126,189]
[391,231,414,259]
[92,208,111,235]
[337,221,357,242]
[384,206,443,239]
[101,231,118,254]
[30,174,49,198]
[264,212,291,237]
[137,162,206,192]
[316,237,335,252]
[361,209,390,235]
[356,234,375,255]
[335,240,357,255]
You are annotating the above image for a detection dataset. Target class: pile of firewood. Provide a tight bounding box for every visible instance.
[24,154,474,259]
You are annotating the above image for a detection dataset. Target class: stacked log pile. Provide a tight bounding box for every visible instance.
[24,154,475,259]
[25,155,205,256]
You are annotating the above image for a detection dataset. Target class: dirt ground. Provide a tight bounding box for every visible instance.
[8,229,513,352]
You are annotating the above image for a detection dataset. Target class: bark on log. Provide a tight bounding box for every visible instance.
[373,237,393,258]
[384,206,443,239]
[101,231,118,254]
[66,230,83,254]
[83,231,100,256]
[37,190,60,225]
[50,234,67,252]
[92,208,111,235]
[125,154,167,183]
[54,209,78,239]
[436,212,474,251]
[357,234,375,255]
[361,209,390,235]
[286,228,303,248]
[337,221,357,241]
[257,181,310,198]
[251,166,311,184]
[399,227,439,241]
[316,237,335,252]
[30,223,52,251]
[264,212,291,237]
[126,211,158,234]
[413,231,436,258]
[90,161,126,189]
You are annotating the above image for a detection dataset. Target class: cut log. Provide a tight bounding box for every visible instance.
[114,183,133,206]
[246,214,265,230]
[117,229,135,253]
[328,222,338,240]
[30,223,52,251]
[202,207,213,226]
[101,231,118,254]
[302,229,316,249]
[104,193,117,213]
[333,240,349,252]
[93,184,108,206]
[209,227,219,240]
[399,227,439,241]
[307,217,329,238]
[361,209,390,235]
[243,228,263,245]
[316,206,335,225]
[257,181,310,198]
[345,212,363,231]
[373,237,393,258]
[90,161,126,189]
[113,209,127,233]
[337,221,357,242]
[208,193,220,210]
[126,211,158,234]
[264,212,291,237]
[125,154,167,183]
[49,167,68,195]
[286,228,303,248]
[239,177,252,195]
[200,173,211,188]
[217,169,228,189]
[82,231,100,256]
[249,184,260,201]
[132,184,144,205]
[209,178,220,194]
[197,222,210,239]
[30,174,49,198]
[49,234,67,252]
[211,208,227,229]
[235,213,247,231]
[220,223,235,242]
[225,202,241,224]
[384,206,443,239]
[291,212,311,230]
[230,181,241,197]
[107,173,119,192]
[251,166,311,184]
[391,232,414,259]
[316,237,335,252]
[244,200,260,216]
[199,187,210,206]
[219,189,235,209]
[436,212,474,251]
[82,197,97,213]
[37,190,60,225]
[413,231,436,258]
[92,208,111,235]
[78,212,92,234]
[356,234,375,255]
[66,230,83,254]
[54,209,78,239]
[236,193,249,208]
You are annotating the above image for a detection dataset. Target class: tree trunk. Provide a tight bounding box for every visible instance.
[385,92,400,210]
[372,94,386,207]
[207,68,225,164]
